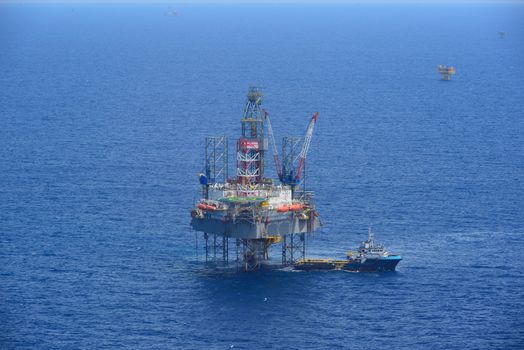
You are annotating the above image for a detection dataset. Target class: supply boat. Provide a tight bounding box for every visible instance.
[343,227,402,272]
[294,227,401,272]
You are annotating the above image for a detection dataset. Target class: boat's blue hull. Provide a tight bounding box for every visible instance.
[343,255,402,272]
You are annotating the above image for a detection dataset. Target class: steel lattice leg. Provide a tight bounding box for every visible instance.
[236,239,240,271]
[204,232,209,263]
[282,233,306,266]
[223,236,229,264]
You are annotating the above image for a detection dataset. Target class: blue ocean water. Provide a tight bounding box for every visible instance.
[1,3,524,349]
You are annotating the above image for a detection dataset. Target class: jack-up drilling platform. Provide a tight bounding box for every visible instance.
[190,87,321,271]
[438,65,456,81]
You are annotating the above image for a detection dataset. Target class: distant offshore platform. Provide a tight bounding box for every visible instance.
[438,65,456,81]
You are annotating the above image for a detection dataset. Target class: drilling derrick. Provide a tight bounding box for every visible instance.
[237,88,266,192]
[191,87,321,271]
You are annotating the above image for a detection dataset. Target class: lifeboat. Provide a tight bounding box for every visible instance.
[289,204,303,211]
[276,203,304,212]
[276,205,289,213]
[197,203,216,211]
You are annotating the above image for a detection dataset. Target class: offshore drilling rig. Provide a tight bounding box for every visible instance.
[190,87,321,271]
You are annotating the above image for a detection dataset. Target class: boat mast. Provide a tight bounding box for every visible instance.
[368,225,374,245]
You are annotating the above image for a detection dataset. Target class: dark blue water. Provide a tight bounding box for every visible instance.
[1,3,524,349]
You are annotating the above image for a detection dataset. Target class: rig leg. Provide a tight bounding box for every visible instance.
[194,230,198,262]
[223,236,229,264]
[301,232,306,261]
[211,234,228,265]
[236,239,240,271]
[204,232,209,263]
[282,235,287,266]
[282,233,306,266]
[239,239,271,271]
[213,234,218,262]
[242,239,259,271]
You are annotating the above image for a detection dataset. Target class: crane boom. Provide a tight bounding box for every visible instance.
[264,110,283,181]
[295,112,318,182]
